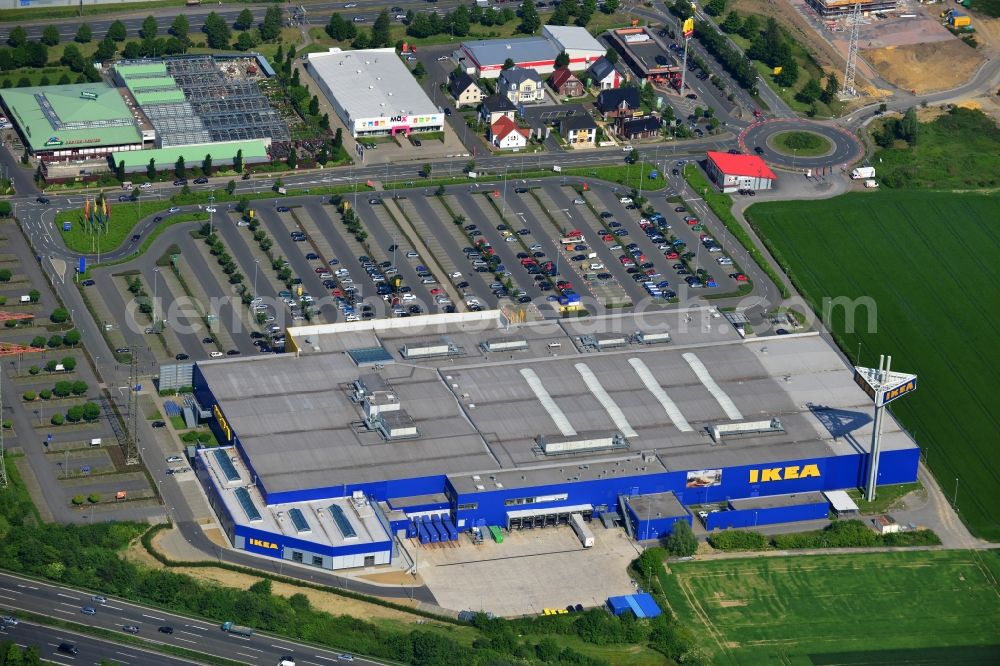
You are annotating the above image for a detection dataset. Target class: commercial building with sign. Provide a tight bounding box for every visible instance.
[0,83,143,160]
[608,27,682,85]
[457,26,605,79]
[191,309,919,570]
[306,48,443,138]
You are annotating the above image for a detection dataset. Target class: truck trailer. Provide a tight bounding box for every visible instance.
[221,621,254,636]
[850,166,875,180]
[570,513,595,548]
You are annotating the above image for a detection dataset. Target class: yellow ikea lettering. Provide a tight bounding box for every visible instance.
[248,538,278,550]
[213,403,232,443]
[749,464,820,483]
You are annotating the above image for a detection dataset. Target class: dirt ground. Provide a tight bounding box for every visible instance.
[862,39,985,94]
[122,534,427,623]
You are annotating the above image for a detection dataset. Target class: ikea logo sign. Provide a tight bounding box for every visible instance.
[881,379,916,406]
[248,538,279,550]
[749,464,820,483]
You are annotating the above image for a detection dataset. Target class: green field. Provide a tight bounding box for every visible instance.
[662,550,1000,664]
[746,190,1000,540]
[771,130,831,157]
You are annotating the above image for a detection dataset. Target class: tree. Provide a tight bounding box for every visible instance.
[60,44,85,73]
[670,0,693,20]
[705,0,727,16]
[122,41,142,59]
[88,493,101,503]
[235,31,255,51]
[140,15,158,40]
[901,106,918,145]
[62,352,79,368]
[309,94,319,116]
[604,47,619,66]
[170,14,190,42]
[795,77,822,104]
[422,162,432,177]
[202,12,231,50]
[260,5,282,41]
[412,61,426,78]
[372,9,391,48]
[175,156,186,179]
[333,127,343,150]
[774,58,799,87]
[0,269,10,282]
[627,148,639,164]
[82,402,101,422]
[144,158,156,181]
[28,289,40,302]
[71,380,88,396]
[107,19,127,42]
[50,308,69,324]
[95,37,116,61]
[7,26,26,48]
[234,8,254,31]
[452,5,471,36]
[75,23,93,43]
[665,520,698,557]
[326,13,357,41]
[603,0,619,12]
[41,25,60,46]
[286,148,297,169]
[233,149,243,174]
[226,179,236,195]
[554,51,570,69]
[820,73,838,104]
[51,413,64,426]
[721,11,741,33]
[48,334,63,348]
[30,336,46,348]
[202,154,212,177]
[519,0,541,34]
[502,57,516,71]
[738,14,760,40]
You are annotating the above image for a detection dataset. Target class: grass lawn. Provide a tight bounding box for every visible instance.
[0,66,79,87]
[747,190,1000,540]
[56,201,169,255]
[663,550,1000,664]
[771,130,831,157]
[872,107,1000,189]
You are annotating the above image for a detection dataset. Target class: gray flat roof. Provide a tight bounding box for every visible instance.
[307,48,438,120]
[542,25,606,54]
[200,308,917,499]
[462,37,558,67]
[729,491,827,510]
[627,492,688,519]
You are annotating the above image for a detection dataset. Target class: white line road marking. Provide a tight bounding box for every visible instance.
[141,613,165,621]
[105,605,123,611]
[184,624,210,631]
[57,602,78,608]
[121,617,143,624]
[235,652,260,660]
[174,637,196,644]
[241,645,263,652]
[178,630,202,637]
[271,644,298,651]
[56,593,79,600]
[312,656,339,662]
[51,608,74,615]
[0,594,17,601]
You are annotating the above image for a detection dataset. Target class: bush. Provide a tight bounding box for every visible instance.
[87,493,101,504]
[53,381,72,398]
[50,307,70,324]
[1,419,11,429]
[48,334,63,348]
[707,529,770,551]
[71,495,85,505]
[39,389,51,400]
[50,413,64,425]
[63,330,81,347]
[82,402,101,421]
[28,365,40,375]
[65,405,83,422]
[0,268,11,282]
[61,356,77,371]
[30,336,46,348]
[882,529,941,546]
[196,431,213,443]
[71,380,88,396]
[22,391,35,401]
[181,431,199,443]
[45,359,58,372]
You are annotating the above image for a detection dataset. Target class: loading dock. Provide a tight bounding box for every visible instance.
[507,503,593,530]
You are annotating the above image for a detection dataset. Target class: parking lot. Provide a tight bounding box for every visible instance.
[80,176,750,365]
[416,522,640,617]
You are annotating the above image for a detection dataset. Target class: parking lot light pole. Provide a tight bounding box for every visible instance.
[253,259,259,303]
[152,268,160,329]
[208,195,215,235]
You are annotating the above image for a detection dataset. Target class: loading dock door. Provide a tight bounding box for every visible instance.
[506,503,593,530]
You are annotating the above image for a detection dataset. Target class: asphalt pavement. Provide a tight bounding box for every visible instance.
[0,570,384,666]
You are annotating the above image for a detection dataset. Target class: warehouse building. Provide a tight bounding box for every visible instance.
[0,83,144,161]
[706,150,776,193]
[806,0,897,17]
[458,26,605,78]
[306,48,443,138]
[191,309,919,571]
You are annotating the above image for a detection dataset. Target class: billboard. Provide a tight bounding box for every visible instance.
[686,468,722,488]
[683,18,695,39]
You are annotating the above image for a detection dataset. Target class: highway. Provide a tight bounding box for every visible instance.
[0,570,382,666]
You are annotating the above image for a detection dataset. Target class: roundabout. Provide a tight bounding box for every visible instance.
[740,120,862,172]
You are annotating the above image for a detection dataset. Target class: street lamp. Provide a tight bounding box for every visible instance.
[152,268,160,330]
[208,194,215,235]
[253,259,259,304]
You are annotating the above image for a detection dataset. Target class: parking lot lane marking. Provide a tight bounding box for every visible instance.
[56,593,79,600]
[141,613,165,621]
[236,652,260,660]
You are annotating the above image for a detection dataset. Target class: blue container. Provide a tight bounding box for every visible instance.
[417,521,430,544]
[442,515,459,540]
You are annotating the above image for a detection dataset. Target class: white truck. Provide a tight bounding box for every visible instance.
[864,179,879,189]
[850,166,875,180]
[570,513,594,548]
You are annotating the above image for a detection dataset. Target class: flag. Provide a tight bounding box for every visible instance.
[105,200,111,220]
[83,198,90,223]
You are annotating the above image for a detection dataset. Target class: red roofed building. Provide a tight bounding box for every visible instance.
[490,115,530,150]
[706,151,776,193]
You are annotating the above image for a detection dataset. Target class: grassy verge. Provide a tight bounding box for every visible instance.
[682,163,789,298]
[746,190,1000,540]
[0,0,251,22]
[847,481,922,514]
[662,550,1000,664]
[771,130,832,156]
[0,65,78,87]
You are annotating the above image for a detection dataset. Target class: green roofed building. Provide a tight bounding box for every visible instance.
[0,83,142,159]
[110,139,271,174]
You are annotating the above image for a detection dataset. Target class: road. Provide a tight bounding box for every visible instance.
[0,570,383,666]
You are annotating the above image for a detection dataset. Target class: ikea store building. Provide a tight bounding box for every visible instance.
[191,309,919,571]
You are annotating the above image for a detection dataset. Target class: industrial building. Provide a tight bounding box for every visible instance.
[607,27,681,86]
[805,0,897,18]
[191,309,919,571]
[306,48,443,138]
[706,151,776,193]
[458,26,605,79]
